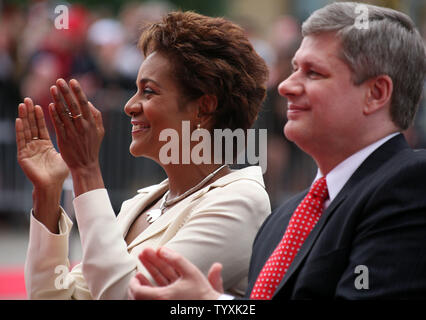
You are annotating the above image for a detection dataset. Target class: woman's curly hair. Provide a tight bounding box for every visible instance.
[138,11,268,131]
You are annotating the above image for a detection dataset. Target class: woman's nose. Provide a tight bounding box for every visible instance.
[124,98,142,117]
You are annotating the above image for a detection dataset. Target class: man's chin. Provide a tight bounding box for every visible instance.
[283,121,302,142]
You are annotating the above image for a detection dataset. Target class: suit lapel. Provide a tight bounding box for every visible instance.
[118,183,168,240]
[126,185,207,251]
[272,134,410,297]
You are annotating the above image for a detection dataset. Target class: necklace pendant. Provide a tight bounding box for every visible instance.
[146,209,162,223]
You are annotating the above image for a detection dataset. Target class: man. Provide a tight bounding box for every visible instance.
[128,2,426,299]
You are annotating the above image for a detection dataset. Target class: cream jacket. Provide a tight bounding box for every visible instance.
[25,166,271,299]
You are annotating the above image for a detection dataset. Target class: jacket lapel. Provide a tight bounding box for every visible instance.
[126,185,207,251]
[125,166,266,251]
[117,182,168,240]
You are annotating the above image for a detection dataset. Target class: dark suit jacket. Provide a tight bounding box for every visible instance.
[246,134,426,299]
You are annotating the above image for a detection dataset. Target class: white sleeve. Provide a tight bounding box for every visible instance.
[25,208,79,299]
[72,189,138,299]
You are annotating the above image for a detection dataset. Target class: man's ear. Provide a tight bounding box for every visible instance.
[196,94,217,129]
[363,75,393,115]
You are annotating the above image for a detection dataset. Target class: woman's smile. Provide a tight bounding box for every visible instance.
[131,120,151,134]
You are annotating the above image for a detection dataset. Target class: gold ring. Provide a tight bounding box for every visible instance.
[32,137,39,140]
[69,113,82,120]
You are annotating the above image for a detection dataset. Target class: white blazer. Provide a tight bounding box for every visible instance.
[25,166,271,299]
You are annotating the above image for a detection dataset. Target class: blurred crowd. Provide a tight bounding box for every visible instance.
[0,0,425,223]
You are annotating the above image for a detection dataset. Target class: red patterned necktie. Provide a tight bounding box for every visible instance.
[250,177,329,300]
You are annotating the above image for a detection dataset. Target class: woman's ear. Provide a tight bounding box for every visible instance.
[363,75,393,115]
[196,94,217,129]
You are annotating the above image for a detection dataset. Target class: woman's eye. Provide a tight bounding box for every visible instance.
[143,88,155,95]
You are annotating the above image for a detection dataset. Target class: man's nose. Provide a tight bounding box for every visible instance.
[278,73,303,98]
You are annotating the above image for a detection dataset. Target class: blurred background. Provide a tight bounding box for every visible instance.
[0,0,425,299]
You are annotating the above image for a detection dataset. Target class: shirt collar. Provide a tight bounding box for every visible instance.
[313,132,400,206]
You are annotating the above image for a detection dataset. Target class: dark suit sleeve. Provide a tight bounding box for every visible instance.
[335,159,426,299]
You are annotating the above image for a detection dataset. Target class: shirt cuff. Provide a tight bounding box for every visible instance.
[30,207,73,236]
[73,188,107,203]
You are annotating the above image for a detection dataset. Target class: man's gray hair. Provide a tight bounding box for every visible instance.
[302,2,426,130]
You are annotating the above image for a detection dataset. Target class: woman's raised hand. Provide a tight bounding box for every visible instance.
[16,97,69,233]
[16,98,69,190]
[49,78,105,172]
[49,79,105,196]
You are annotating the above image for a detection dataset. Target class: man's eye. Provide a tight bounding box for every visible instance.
[308,70,321,76]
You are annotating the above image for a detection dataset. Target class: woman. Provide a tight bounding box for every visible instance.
[16,11,270,299]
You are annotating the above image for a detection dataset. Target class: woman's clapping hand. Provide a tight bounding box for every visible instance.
[16,97,69,233]
[16,97,69,190]
[49,78,105,174]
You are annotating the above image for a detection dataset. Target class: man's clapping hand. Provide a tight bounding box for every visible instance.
[128,247,224,300]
